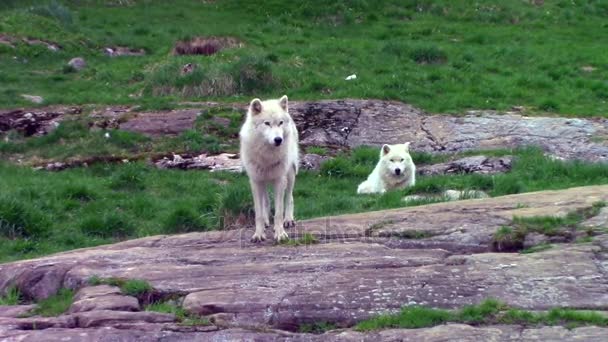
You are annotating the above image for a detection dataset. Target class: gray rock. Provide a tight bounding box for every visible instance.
[1,323,607,341]
[581,207,608,228]
[0,106,79,136]
[155,153,242,172]
[0,185,606,331]
[0,304,35,318]
[68,57,86,71]
[418,155,513,176]
[73,285,122,302]
[73,310,175,328]
[443,189,489,200]
[523,233,550,249]
[300,153,331,171]
[69,294,140,313]
[103,46,146,57]
[113,100,608,163]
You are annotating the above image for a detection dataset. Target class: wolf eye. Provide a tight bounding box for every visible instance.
[400,158,404,162]
[279,121,284,125]
[264,121,271,126]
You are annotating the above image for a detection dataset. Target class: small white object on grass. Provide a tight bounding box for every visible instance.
[104,132,110,139]
[345,74,357,81]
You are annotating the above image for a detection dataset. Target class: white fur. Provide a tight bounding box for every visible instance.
[357,143,416,194]
[239,95,299,242]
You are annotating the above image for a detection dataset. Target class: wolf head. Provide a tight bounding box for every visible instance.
[247,95,292,147]
[380,143,413,176]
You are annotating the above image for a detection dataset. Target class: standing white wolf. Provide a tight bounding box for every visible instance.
[239,95,299,242]
[357,143,416,194]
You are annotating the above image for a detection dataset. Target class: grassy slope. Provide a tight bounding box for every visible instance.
[1,146,608,263]
[0,0,607,116]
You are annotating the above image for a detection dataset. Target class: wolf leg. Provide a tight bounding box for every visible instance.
[250,180,267,242]
[273,177,289,241]
[261,188,270,227]
[283,166,296,228]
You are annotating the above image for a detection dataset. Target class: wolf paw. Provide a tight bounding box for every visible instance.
[274,229,289,242]
[251,232,266,243]
[283,220,296,229]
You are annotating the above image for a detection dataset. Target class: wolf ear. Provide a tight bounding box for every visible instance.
[279,95,288,111]
[403,142,410,151]
[382,144,391,155]
[249,98,263,115]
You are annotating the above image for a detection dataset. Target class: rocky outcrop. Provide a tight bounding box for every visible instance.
[3,100,607,163]
[0,185,607,342]
[417,155,512,176]
[105,100,608,163]
[0,107,80,136]
[67,57,86,71]
[1,324,608,341]
[153,152,331,172]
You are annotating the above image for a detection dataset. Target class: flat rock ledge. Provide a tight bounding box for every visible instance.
[1,185,608,341]
[1,324,608,341]
[2,100,607,163]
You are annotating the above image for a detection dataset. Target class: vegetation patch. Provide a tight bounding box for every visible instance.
[0,286,21,305]
[298,321,337,334]
[492,201,607,252]
[356,299,608,331]
[30,288,74,317]
[146,301,210,326]
[280,233,319,247]
[88,276,153,302]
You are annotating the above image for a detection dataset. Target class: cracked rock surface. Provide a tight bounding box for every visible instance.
[5,100,606,163]
[1,185,608,340]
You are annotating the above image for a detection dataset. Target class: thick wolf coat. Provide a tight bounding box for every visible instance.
[357,143,416,194]
[239,96,299,242]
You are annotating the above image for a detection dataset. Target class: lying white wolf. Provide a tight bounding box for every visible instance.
[357,143,416,194]
[239,95,299,242]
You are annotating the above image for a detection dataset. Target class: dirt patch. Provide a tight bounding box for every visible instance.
[173,36,243,56]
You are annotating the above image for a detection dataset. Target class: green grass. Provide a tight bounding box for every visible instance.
[0,146,607,262]
[280,232,318,246]
[356,299,608,331]
[30,288,74,317]
[87,276,152,298]
[146,301,210,326]
[298,321,337,333]
[0,1,607,116]
[502,308,608,329]
[0,286,21,305]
